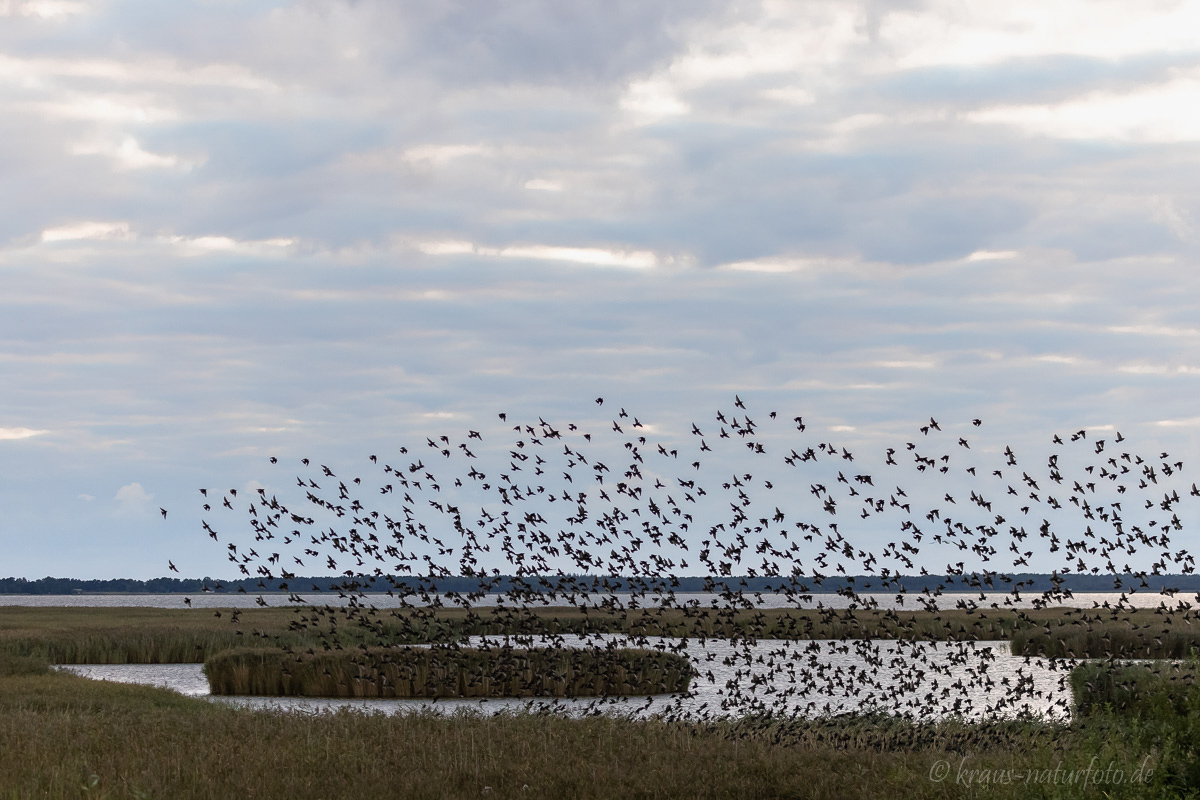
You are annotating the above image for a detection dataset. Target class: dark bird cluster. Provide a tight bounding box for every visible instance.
[185,396,1200,724]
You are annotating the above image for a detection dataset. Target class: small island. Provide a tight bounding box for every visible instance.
[204,644,694,698]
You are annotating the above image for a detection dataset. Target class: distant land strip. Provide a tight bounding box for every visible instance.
[3,573,1200,596]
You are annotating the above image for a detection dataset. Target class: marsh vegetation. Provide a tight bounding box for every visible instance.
[6,604,1200,664]
[204,644,693,698]
[2,648,1194,799]
[8,605,1200,797]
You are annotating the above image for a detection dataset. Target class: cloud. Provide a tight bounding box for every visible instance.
[1117,363,1200,376]
[1155,417,1200,428]
[876,360,937,369]
[159,235,296,257]
[41,221,132,243]
[620,78,690,120]
[882,1,1200,69]
[400,144,492,166]
[966,250,1018,262]
[966,75,1200,142]
[524,178,564,192]
[717,256,859,274]
[70,137,197,170]
[1108,324,1200,338]
[412,239,661,268]
[353,1,727,86]
[0,426,47,440]
[6,0,1200,578]
[0,1,85,18]
[492,244,659,269]
[114,482,154,517]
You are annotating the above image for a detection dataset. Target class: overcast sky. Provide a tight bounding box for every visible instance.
[5,0,1200,581]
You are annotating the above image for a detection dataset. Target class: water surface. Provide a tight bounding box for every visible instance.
[6,590,1191,611]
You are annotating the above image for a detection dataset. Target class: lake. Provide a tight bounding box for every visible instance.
[3,590,1192,611]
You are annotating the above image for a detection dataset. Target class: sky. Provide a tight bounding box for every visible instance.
[5,0,1200,581]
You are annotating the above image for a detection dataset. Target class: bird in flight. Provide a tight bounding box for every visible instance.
[186,393,1197,724]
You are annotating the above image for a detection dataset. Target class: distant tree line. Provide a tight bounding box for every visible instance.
[0,576,207,594]
[3,572,1200,595]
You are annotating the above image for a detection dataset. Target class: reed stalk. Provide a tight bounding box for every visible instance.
[204,645,693,698]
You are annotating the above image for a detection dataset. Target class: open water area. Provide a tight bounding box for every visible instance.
[3,590,1193,611]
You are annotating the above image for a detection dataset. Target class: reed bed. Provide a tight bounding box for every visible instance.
[0,663,1147,800]
[0,606,412,663]
[204,644,693,697]
[1068,661,1200,791]
[0,637,1186,798]
[0,651,49,677]
[341,604,1200,652]
[380,604,1039,643]
[7,604,1197,666]
[1014,624,1200,660]
[1071,661,1200,717]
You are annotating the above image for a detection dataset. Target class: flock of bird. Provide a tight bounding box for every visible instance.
[182,395,1200,721]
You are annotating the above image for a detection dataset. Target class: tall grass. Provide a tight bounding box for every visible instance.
[8,605,1197,666]
[0,650,49,677]
[0,665,1144,800]
[1,614,1193,798]
[204,645,693,697]
[381,604,1038,643]
[1014,624,1200,659]
[1070,661,1200,717]
[1069,661,1200,793]
[0,606,426,663]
